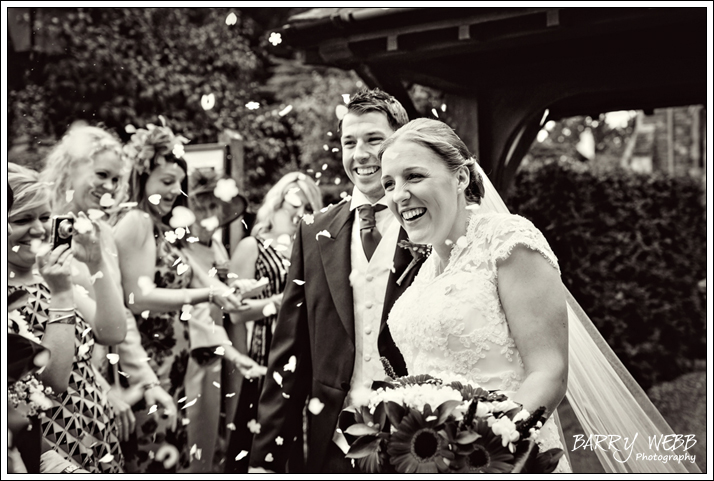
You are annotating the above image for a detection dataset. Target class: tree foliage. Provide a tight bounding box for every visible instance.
[9,7,302,203]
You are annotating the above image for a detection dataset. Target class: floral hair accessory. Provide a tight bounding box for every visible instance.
[123,115,190,175]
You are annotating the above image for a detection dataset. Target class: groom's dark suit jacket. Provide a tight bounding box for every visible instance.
[249,199,425,473]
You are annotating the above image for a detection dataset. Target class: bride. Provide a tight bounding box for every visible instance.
[378,118,699,474]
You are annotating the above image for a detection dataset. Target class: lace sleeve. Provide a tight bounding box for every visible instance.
[489,214,560,274]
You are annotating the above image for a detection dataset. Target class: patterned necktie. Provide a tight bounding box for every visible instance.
[358,204,387,261]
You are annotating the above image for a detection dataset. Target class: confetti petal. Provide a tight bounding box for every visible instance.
[177,264,189,275]
[90,270,104,284]
[172,143,185,159]
[208,267,217,278]
[65,190,75,203]
[98,453,114,464]
[201,93,216,111]
[316,230,331,240]
[275,436,284,446]
[247,419,261,434]
[169,206,196,228]
[148,194,162,205]
[215,346,226,356]
[235,450,248,461]
[273,371,283,387]
[278,105,293,116]
[182,398,198,409]
[308,397,325,415]
[226,12,237,25]
[283,355,297,373]
[74,216,93,234]
[106,353,120,365]
[12,245,20,252]
[138,276,156,296]
[214,178,240,203]
[99,193,115,207]
[148,404,158,415]
[87,209,105,221]
[200,216,220,231]
[456,236,468,248]
[262,302,277,317]
[265,453,274,463]
[141,310,151,319]
[293,279,306,286]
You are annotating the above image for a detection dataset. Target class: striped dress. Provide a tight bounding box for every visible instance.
[245,235,290,366]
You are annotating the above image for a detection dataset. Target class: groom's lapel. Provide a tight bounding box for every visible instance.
[380,227,416,333]
[317,202,356,344]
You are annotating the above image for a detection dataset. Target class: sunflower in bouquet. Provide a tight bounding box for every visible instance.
[339,366,564,474]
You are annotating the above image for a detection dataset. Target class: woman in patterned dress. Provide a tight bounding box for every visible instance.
[40,124,177,447]
[7,163,126,473]
[225,172,322,472]
[114,119,247,472]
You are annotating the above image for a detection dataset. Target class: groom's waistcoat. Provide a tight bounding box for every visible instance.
[249,199,424,472]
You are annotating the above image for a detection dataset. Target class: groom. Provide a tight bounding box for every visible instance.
[249,89,426,473]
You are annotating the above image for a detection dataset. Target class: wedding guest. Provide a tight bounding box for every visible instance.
[249,89,425,473]
[226,171,322,473]
[179,167,261,473]
[114,119,248,473]
[8,163,124,473]
[40,124,176,445]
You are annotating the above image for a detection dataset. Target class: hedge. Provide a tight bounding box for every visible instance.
[506,159,706,390]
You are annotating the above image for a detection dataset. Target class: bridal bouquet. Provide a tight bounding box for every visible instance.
[339,372,563,473]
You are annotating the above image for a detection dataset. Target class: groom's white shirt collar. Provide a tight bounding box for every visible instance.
[349,187,389,211]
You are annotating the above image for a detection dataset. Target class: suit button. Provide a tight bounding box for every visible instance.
[366,275,373,282]
[365,302,373,309]
[364,355,371,362]
[365,327,372,335]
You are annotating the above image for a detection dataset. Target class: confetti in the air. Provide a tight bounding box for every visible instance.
[227,422,236,431]
[431,108,439,118]
[226,12,237,25]
[275,437,284,446]
[208,267,217,278]
[273,371,283,387]
[12,245,20,252]
[74,216,93,234]
[308,397,325,415]
[74,285,90,298]
[214,178,240,203]
[177,263,189,275]
[87,209,105,221]
[129,292,135,304]
[235,450,249,461]
[265,453,274,463]
[81,327,92,338]
[172,143,185,159]
[262,302,277,317]
[302,214,314,225]
[201,216,220,231]
[246,101,260,110]
[283,355,297,373]
[98,454,115,464]
[169,206,196,228]
[99,193,115,207]
[107,353,120,365]
[342,94,350,104]
[66,190,75,203]
[269,32,282,46]
[201,94,216,110]
[247,419,261,434]
[293,279,306,286]
[90,270,104,284]
[182,398,198,409]
[148,404,158,415]
[315,230,331,240]
[278,104,293,116]
[456,236,468,248]
[215,346,226,356]
[148,194,162,205]
[138,276,156,296]
[77,343,90,358]
[141,310,151,319]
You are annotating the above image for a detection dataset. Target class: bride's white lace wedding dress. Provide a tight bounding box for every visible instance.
[387,210,571,472]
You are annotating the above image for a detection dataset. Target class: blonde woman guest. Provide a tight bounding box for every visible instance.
[41,125,177,446]
[8,163,124,473]
[226,171,322,472]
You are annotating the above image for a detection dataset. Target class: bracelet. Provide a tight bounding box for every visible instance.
[48,314,76,325]
[48,307,75,312]
[143,381,161,391]
[208,285,215,305]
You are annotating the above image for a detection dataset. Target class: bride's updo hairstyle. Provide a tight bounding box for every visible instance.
[378,118,485,204]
